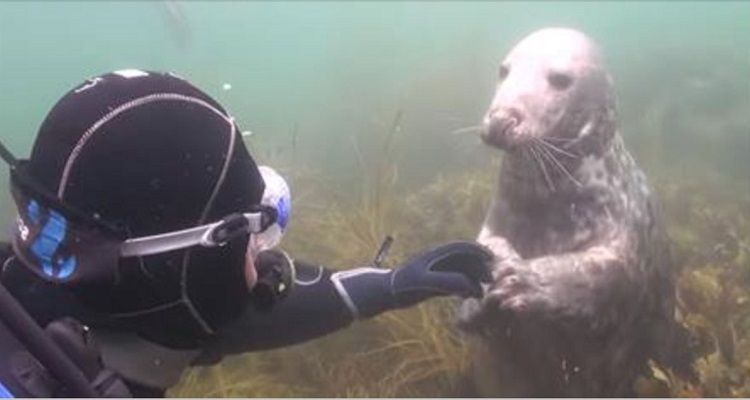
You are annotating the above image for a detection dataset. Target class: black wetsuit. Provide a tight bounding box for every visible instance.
[0,247,352,396]
[0,241,490,397]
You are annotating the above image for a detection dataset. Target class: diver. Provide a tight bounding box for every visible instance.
[0,70,492,397]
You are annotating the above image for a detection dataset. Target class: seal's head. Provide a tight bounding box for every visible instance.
[482,28,616,153]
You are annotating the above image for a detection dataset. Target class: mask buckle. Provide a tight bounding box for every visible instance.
[202,210,275,247]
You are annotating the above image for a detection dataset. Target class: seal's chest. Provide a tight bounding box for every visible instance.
[508,202,598,257]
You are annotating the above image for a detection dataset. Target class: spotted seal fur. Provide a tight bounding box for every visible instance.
[459,28,691,396]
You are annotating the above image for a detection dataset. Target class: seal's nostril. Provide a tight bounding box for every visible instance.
[505,108,524,127]
[487,108,500,121]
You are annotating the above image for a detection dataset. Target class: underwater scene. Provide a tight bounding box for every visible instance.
[0,1,749,397]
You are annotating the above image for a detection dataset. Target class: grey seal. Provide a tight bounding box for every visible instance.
[459,28,691,396]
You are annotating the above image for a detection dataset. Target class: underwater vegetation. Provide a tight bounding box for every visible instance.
[169,165,750,397]
[170,92,749,396]
[659,178,750,397]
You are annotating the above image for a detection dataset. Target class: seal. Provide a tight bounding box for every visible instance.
[458,28,691,396]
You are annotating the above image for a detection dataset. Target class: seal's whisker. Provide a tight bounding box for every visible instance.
[521,147,538,174]
[522,147,535,169]
[542,136,578,149]
[529,145,555,191]
[544,136,577,142]
[519,147,534,174]
[538,138,579,159]
[524,146,537,171]
[534,138,583,188]
[450,125,484,135]
[535,137,567,156]
[535,138,581,188]
[534,146,557,191]
[533,141,562,178]
[535,138,569,169]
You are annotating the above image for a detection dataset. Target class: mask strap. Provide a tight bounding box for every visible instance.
[0,141,122,235]
[120,210,272,258]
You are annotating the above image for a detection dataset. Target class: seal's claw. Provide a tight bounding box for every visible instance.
[456,298,482,330]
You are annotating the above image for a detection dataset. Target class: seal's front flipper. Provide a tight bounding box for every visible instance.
[475,232,521,274]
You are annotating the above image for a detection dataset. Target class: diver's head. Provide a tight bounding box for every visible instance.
[6,70,288,346]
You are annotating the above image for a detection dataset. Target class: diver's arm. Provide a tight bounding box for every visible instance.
[199,260,352,358]
[198,242,492,362]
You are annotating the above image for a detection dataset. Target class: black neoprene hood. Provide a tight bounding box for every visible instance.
[20,70,265,347]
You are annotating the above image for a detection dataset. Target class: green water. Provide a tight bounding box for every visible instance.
[1,1,749,397]
[1,1,747,183]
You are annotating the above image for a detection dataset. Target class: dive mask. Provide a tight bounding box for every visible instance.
[253,166,291,252]
[244,166,293,310]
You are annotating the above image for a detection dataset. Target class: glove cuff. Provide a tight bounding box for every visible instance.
[330,267,393,319]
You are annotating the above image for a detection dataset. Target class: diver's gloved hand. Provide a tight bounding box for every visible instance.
[331,241,493,319]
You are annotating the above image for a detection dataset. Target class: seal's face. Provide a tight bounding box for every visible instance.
[482,28,611,152]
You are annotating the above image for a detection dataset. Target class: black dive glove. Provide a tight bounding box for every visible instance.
[331,241,493,319]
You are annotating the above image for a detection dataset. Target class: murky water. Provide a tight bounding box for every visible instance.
[0,1,748,397]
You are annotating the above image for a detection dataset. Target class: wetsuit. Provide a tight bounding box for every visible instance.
[1,243,489,397]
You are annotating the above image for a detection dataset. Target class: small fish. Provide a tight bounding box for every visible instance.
[290,122,299,155]
[160,1,192,50]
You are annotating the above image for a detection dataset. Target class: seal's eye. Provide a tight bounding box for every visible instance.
[548,72,573,90]
[499,65,510,80]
